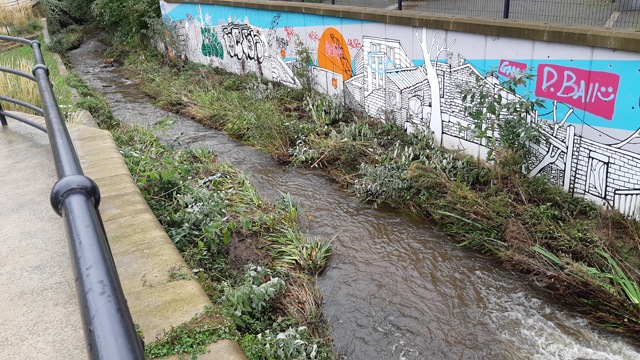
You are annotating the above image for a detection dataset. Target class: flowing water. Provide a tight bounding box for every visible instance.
[66,35,640,359]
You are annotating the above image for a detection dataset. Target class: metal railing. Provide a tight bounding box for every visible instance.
[292,0,640,29]
[0,35,144,359]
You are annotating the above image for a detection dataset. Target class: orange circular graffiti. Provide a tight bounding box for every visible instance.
[317,27,352,80]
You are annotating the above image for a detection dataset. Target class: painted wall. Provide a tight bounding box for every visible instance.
[160,1,640,219]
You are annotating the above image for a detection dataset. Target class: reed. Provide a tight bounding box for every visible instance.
[0,4,41,36]
[0,56,41,114]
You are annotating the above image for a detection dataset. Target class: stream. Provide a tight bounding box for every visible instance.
[66,34,640,359]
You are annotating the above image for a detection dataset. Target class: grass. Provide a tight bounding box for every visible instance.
[0,35,75,115]
[116,47,640,338]
[0,4,42,37]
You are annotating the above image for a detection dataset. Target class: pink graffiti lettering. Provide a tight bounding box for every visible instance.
[347,38,362,49]
[535,64,619,120]
[284,26,296,41]
[324,40,343,58]
[498,59,527,78]
[308,31,320,42]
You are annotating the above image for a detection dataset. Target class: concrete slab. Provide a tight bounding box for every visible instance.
[125,279,211,340]
[164,340,248,360]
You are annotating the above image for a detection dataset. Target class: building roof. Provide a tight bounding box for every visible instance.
[386,67,428,90]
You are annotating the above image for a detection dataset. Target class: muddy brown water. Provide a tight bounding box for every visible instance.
[66,35,640,359]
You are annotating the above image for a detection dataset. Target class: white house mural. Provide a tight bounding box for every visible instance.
[160,1,640,220]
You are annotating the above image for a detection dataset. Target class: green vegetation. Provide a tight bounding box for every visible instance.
[460,68,545,165]
[44,0,159,49]
[46,25,84,53]
[117,48,640,336]
[111,124,333,358]
[65,72,118,128]
[45,0,640,345]
[144,308,236,358]
[0,35,74,114]
[0,4,42,37]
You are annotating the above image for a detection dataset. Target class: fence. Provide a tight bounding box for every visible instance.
[0,35,144,359]
[292,0,640,28]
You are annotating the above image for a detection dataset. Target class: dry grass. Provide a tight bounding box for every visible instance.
[0,4,35,33]
[0,56,41,113]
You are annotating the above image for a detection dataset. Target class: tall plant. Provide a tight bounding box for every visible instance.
[460,68,545,167]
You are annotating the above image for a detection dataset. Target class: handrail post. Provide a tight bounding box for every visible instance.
[503,0,511,18]
[398,0,402,10]
[0,102,7,126]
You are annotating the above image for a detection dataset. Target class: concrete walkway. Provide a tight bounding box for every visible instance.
[0,113,246,359]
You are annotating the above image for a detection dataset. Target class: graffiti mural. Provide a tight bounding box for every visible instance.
[535,64,620,120]
[221,22,265,63]
[160,1,640,219]
[498,59,527,78]
[317,27,352,80]
[200,27,224,59]
[172,15,299,87]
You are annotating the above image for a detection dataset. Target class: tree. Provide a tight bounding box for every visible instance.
[415,28,455,146]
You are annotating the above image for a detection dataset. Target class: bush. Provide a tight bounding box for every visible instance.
[222,266,285,333]
[47,25,84,53]
[91,0,160,46]
[241,326,331,360]
[43,0,93,35]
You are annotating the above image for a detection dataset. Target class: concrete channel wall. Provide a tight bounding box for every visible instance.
[162,0,640,218]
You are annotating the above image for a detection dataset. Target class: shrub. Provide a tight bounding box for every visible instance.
[241,326,331,360]
[91,0,160,46]
[222,266,286,333]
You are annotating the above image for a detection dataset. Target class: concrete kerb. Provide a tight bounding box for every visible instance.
[69,119,247,359]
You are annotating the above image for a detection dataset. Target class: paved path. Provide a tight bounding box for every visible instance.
[0,114,86,359]
[0,113,246,359]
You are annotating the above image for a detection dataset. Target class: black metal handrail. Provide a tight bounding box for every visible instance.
[0,35,145,359]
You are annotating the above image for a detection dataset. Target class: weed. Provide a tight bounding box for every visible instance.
[145,308,237,359]
[293,36,314,93]
[47,25,84,53]
[114,125,334,357]
[222,265,285,333]
[66,72,119,128]
[304,93,347,127]
[241,326,331,360]
[168,265,192,281]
